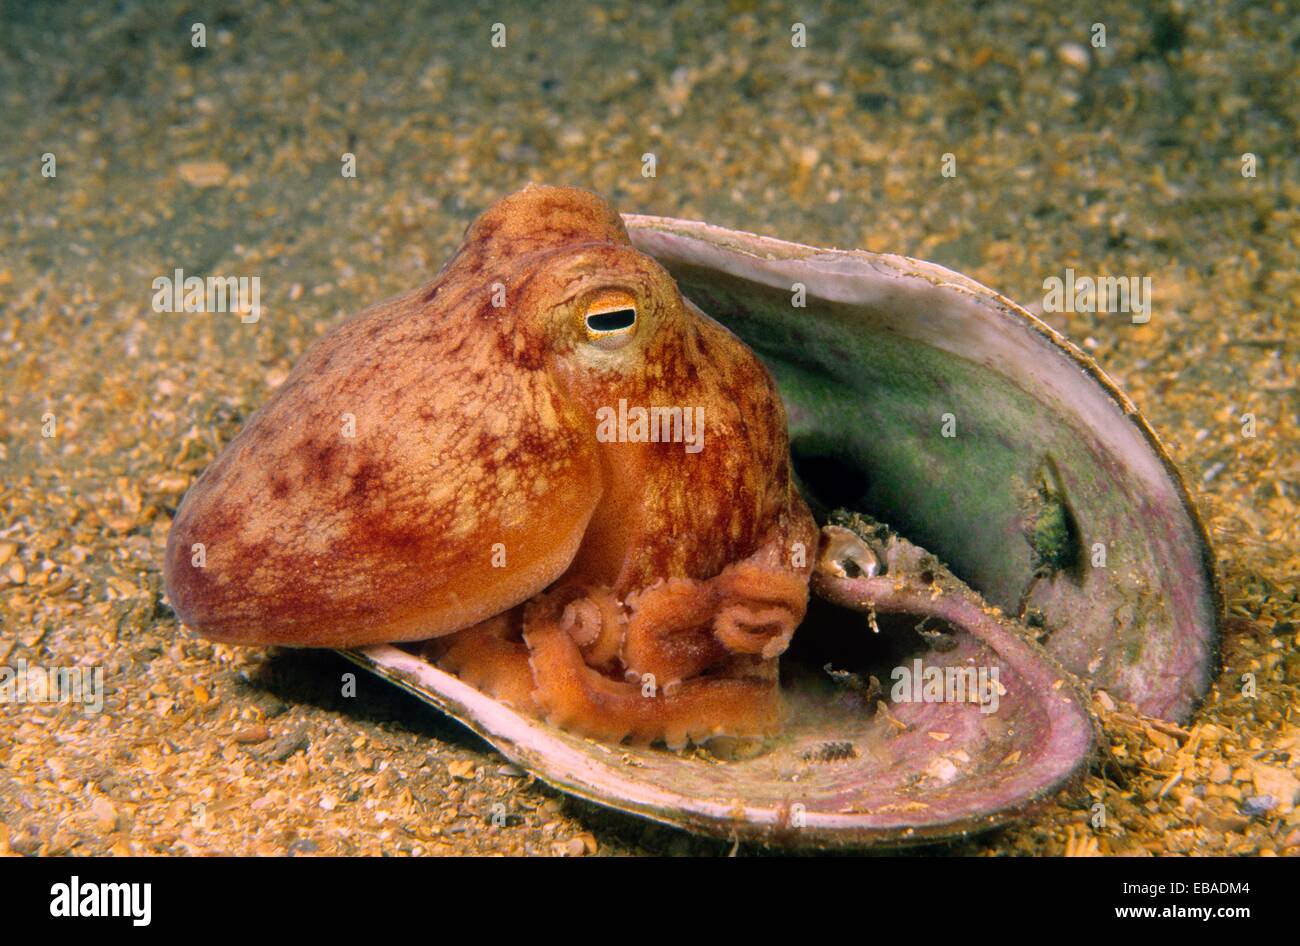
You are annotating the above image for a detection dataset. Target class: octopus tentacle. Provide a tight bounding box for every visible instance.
[558,587,625,670]
[621,578,725,685]
[524,612,781,750]
[621,535,810,681]
[431,511,814,748]
[428,613,539,713]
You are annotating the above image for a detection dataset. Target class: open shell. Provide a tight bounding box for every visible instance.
[625,214,1221,724]
[343,214,1220,847]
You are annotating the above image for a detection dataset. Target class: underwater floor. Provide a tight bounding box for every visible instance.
[0,0,1296,855]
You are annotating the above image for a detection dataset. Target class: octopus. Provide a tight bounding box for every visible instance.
[164,184,818,750]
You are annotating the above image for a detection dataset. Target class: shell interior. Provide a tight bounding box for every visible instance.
[625,214,1220,724]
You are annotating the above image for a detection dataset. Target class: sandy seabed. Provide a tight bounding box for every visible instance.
[0,0,1296,856]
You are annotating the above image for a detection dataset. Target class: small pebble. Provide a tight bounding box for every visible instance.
[90,796,117,832]
[1056,42,1090,71]
[1242,795,1276,817]
[263,730,310,762]
[177,160,231,187]
[555,837,587,857]
[1197,808,1249,833]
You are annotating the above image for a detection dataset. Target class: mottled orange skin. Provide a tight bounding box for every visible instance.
[164,185,815,746]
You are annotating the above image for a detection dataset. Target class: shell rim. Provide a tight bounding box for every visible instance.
[341,644,1097,849]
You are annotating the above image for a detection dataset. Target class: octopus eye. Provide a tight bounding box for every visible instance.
[583,291,638,350]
